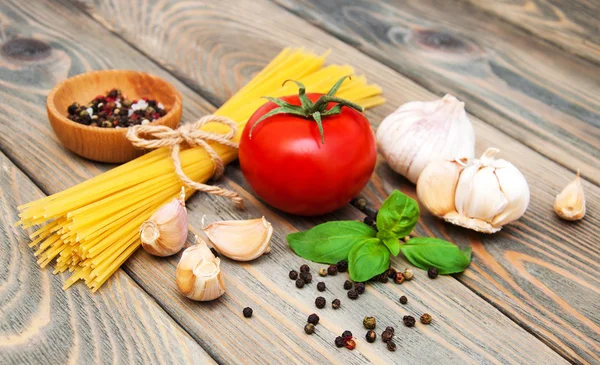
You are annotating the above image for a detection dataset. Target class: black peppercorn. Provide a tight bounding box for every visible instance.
[243,307,253,318]
[387,341,397,352]
[336,260,348,272]
[68,103,79,115]
[304,323,315,335]
[300,264,310,273]
[420,313,433,324]
[295,278,305,288]
[386,268,397,279]
[315,296,326,309]
[342,330,353,339]
[332,298,341,309]
[327,265,338,276]
[300,272,312,284]
[307,313,319,325]
[378,274,388,284]
[343,280,353,290]
[363,216,375,226]
[347,289,358,300]
[364,206,378,219]
[385,326,395,335]
[355,282,366,294]
[403,315,416,327]
[428,267,439,279]
[381,330,393,343]
[317,282,326,292]
[289,270,298,280]
[365,330,377,343]
[334,336,345,348]
[399,295,408,305]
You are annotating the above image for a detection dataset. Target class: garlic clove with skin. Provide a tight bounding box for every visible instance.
[554,170,586,221]
[377,94,475,184]
[203,217,272,261]
[176,237,226,301]
[140,187,188,257]
[417,148,530,233]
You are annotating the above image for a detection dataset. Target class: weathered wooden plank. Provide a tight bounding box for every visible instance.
[0,0,570,364]
[270,0,600,185]
[0,152,216,365]
[468,0,600,64]
[72,0,600,364]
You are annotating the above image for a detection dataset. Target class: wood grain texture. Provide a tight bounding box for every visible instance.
[0,152,215,365]
[0,0,570,364]
[271,0,600,185]
[73,0,600,363]
[468,0,600,64]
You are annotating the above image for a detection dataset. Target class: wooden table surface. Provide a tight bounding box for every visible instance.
[0,0,598,364]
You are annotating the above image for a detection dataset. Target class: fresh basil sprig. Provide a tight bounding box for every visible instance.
[286,190,471,281]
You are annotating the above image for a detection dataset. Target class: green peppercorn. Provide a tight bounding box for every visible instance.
[307,313,319,325]
[304,323,315,335]
[317,282,326,292]
[428,267,439,279]
[387,340,397,352]
[363,316,376,329]
[399,295,408,305]
[420,313,433,324]
[332,298,341,309]
[343,280,353,290]
[295,278,305,288]
[242,307,253,318]
[365,330,376,343]
[101,120,112,128]
[403,315,416,327]
[315,296,326,309]
[403,268,414,280]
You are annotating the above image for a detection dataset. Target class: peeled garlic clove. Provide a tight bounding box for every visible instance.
[554,170,585,221]
[377,94,475,183]
[176,237,226,301]
[140,188,188,257]
[203,217,272,261]
[417,159,464,217]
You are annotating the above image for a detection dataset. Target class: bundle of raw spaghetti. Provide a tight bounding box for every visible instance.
[17,48,385,291]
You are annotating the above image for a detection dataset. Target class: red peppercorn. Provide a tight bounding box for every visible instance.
[344,337,356,350]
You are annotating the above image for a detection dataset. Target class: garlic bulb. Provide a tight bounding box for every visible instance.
[203,217,272,261]
[176,237,226,301]
[140,187,188,256]
[417,148,529,233]
[554,170,586,221]
[376,94,475,184]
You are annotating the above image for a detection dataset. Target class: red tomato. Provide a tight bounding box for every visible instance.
[239,93,376,216]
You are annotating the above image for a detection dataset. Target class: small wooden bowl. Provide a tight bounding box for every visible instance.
[47,70,182,163]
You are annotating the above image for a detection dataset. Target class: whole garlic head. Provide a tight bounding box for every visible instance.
[140,188,188,256]
[203,217,272,261]
[417,148,530,233]
[176,237,226,301]
[377,94,475,183]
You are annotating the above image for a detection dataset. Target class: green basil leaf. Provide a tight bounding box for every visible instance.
[348,238,390,282]
[400,237,471,274]
[377,229,400,256]
[287,221,377,264]
[376,190,419,238]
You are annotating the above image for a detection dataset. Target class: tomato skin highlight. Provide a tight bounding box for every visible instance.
[239,93,376,216]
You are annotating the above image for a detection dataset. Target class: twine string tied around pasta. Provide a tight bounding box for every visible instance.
[126,115,244,208]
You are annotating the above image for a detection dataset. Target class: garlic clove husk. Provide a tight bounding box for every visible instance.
[416,159,464,217]
[203,217,272,261]
[554,170,586,221]
[376,94,475,183]
[176,237,226,301]
[140,188,188,257]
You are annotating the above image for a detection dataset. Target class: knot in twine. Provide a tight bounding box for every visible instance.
[126,115,244,208]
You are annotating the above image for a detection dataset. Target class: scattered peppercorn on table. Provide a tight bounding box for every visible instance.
[1,1,598,364]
